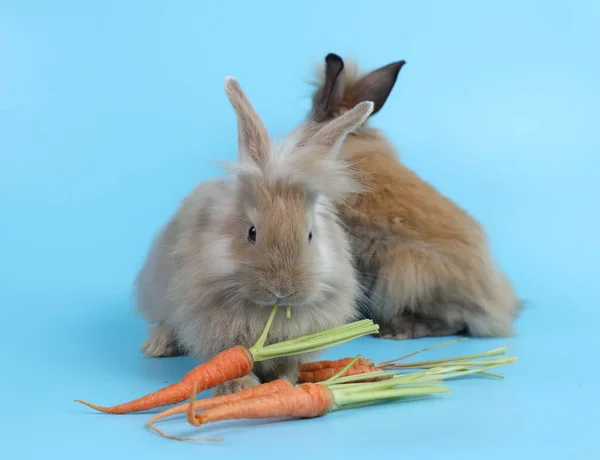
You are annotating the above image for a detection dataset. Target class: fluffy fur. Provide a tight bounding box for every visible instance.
[135,76,374,395]
[307,54,520,340]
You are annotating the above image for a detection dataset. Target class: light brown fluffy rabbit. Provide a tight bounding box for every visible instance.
[135,76,375,395]
[306,54,520,340]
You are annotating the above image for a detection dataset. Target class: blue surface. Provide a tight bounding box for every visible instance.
[1,1,599,458]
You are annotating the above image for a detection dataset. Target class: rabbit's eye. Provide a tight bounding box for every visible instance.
[308,231,313,243]
[248,226,257,243]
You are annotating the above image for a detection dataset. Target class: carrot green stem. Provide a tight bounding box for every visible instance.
[414,363,511,382]
[397,357,517,383]
[382,346,509,370]
[323,355,362,385]
[246,303,379,362]
[477,371,504,379]
[394,356,516,371]
[324,371,392,386]
[331,384,450,409]
[281,319,374,344]
[250,320,379,362]
[250,302,280,351]
[375,338,468,367]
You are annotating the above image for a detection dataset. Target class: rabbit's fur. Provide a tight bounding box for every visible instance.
[307,54,520,340]
[135,76,374,395]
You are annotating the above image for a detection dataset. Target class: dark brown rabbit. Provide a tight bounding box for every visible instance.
[306,54,520,340]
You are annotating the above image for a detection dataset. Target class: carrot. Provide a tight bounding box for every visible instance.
[76,346,252,414]
[298,340,515,383]
[171,380,450,441]
[194,383,336,427]
[147,379,293,438]
[298,357,374,372]
[75,304,379,415]
[297,339,466,376]
[297,365,381,383]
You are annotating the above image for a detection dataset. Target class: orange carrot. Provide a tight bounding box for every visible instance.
[147,379,293,437]
[169,377,452,441]
[298,357,373,372]
[297,339,474,383]
[298,339,507,384]
[191,383,335,429]
[76,346,253,414]
[297,365,382,383]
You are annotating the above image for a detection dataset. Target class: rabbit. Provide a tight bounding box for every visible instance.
[305,53,520,340]
[134,75,375,395]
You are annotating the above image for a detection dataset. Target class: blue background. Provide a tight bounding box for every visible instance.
[1,1,598,459]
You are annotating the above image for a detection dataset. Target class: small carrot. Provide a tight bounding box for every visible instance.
[147,379,293,438]
[194,383,336,427]
[171,379,450,440]
[299,338,466,374]
[76,345,253,414]
[75,305,379,414]
[297,339,512,383]
[297,365,382,383]
[298,357,374,372]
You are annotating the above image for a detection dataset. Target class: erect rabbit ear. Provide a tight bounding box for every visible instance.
[312,53,345,122]
[307,101,374,154]
[224,77,271,168]
[353,60,405,115]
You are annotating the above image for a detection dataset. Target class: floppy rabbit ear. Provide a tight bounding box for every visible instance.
[312,53,345,122]
[308,101,374,153]
[353,60,405,115]
[224,77,271,168]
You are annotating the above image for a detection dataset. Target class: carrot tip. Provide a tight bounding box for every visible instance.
[74,399,111,413]
[187,382,201,427]
[146,422,223,442]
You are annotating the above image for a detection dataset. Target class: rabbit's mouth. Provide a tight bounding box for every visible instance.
[250,290,306,308]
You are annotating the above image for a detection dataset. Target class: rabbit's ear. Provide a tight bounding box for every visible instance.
[312,53,345,121]
[224,77,271,168]
[353,60,405,115]
[308,101,374,153]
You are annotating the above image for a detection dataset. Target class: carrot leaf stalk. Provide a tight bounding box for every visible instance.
[250,319,379,361]
[322,355,362,385]
[374,337,468,367]
[381,346,511,370]
[249,302,281,351]
[329,381,450,409]
[322,370,392,385]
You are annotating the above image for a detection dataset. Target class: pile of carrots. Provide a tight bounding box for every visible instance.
[76,303,378,415]
[76,305,517,441]
[143,339,516,441]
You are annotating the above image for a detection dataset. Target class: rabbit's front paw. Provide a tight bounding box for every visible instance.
[141,323,185,357]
